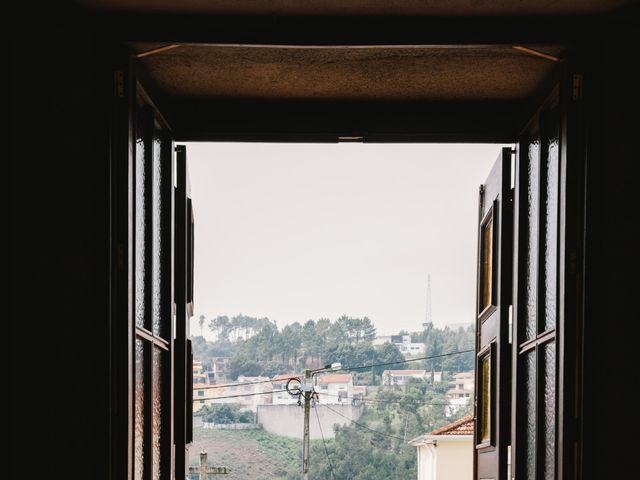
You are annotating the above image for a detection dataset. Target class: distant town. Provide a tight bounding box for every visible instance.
[189,315,475,479]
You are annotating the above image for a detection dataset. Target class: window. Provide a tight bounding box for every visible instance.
[477,343,495,448]
[478,205,497,318]
[514,99,560,479]
[197,390,204,397]
[133,98,173,480]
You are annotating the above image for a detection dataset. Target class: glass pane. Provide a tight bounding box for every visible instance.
[134,339,145,480]
[152,130,163,337]
[542,114,559,334]
[152,346,163,480]
[524,350,537,480]
[525,139,540,341]
[481,217,493,312]
[135,113,148,329]
[541,342,556,479]
[480,353,491,444]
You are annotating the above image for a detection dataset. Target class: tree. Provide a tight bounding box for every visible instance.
[198,314,205,337]
[209,315,231,341]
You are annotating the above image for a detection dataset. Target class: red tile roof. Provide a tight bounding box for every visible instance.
[429,415,474,436]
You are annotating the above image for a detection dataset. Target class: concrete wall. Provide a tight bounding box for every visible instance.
[257,404,363,439]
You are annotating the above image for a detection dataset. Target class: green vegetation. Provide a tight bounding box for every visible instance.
[192,380,472,480]
[191,316,475,478]
[194,315,474,382]
[296,379,472,480]
[195,404,255,424]
[190,427,301,480]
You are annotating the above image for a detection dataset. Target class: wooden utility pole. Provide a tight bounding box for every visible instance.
[297,362,341,480]
[302,369,312,480]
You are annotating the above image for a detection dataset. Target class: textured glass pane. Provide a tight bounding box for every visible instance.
[152,347,163,480]
[542,342,556,479]
[152,132,163,337]
[524,351,537,480]
[135,120,148,329]
[481,218,493,312]
[525,139,540,341]
[480,354,491,443]
[134,339,145,480]
[542,117,559,333]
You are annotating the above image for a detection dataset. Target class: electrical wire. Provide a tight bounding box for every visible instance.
[197,375,300,389]
[338,349,474,373]
[322,404,406,441]
[317,392,453,407]
[314,403,336,480]
[202,348,472,389]
[194,388,288,400]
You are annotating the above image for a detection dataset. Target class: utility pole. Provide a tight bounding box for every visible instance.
[295,362,341,480]
[302,369,313,480]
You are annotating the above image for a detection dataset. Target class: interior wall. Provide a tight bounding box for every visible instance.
[11,13,111,478]
[582,7,638,478]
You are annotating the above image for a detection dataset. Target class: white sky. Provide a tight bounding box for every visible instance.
[186,142,504,338]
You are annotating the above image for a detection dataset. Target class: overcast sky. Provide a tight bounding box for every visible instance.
[186,142,503,338]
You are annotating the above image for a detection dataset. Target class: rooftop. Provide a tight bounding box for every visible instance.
[429,415,474,436]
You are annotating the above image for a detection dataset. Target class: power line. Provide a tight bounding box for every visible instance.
[339,349,474,373]
[323,404,405,441]
[194,388,288,400]
[201,348,473,389]
[198,375,299,389]
[314,403,336,480]
[318,392,453,407]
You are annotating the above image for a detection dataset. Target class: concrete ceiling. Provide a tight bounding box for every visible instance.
[82,0,632,16]
[134,44,564,102]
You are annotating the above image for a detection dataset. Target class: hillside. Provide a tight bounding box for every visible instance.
[189,427,302,479]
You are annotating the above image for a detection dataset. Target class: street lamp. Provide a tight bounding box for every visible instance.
[301,362,342,480]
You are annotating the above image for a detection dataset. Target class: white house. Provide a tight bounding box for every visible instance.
[409,415,474,480]
[446,371,474,416]
[382,369,428,387]
[373,334,426,355]
[271,373,301,405]
[316,373,354,404]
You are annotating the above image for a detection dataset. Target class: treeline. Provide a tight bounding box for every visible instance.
[192,315,475,381]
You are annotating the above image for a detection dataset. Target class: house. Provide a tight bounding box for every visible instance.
[316,373,354,404]
[193,383,222,412]
[192,360,207,385]
[446,371,474,416]
[271,374,301,405]
[210,357,230,383]
[373,335,426,355]
[409,415,474,480]
[383,369,429,387]
[194,375,273,412]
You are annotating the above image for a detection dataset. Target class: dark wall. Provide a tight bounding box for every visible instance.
[11,13,111,478]
[582,7,639,479]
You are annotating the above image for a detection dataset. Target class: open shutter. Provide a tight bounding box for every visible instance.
[474,147,514,480]
[174,144,195,477]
